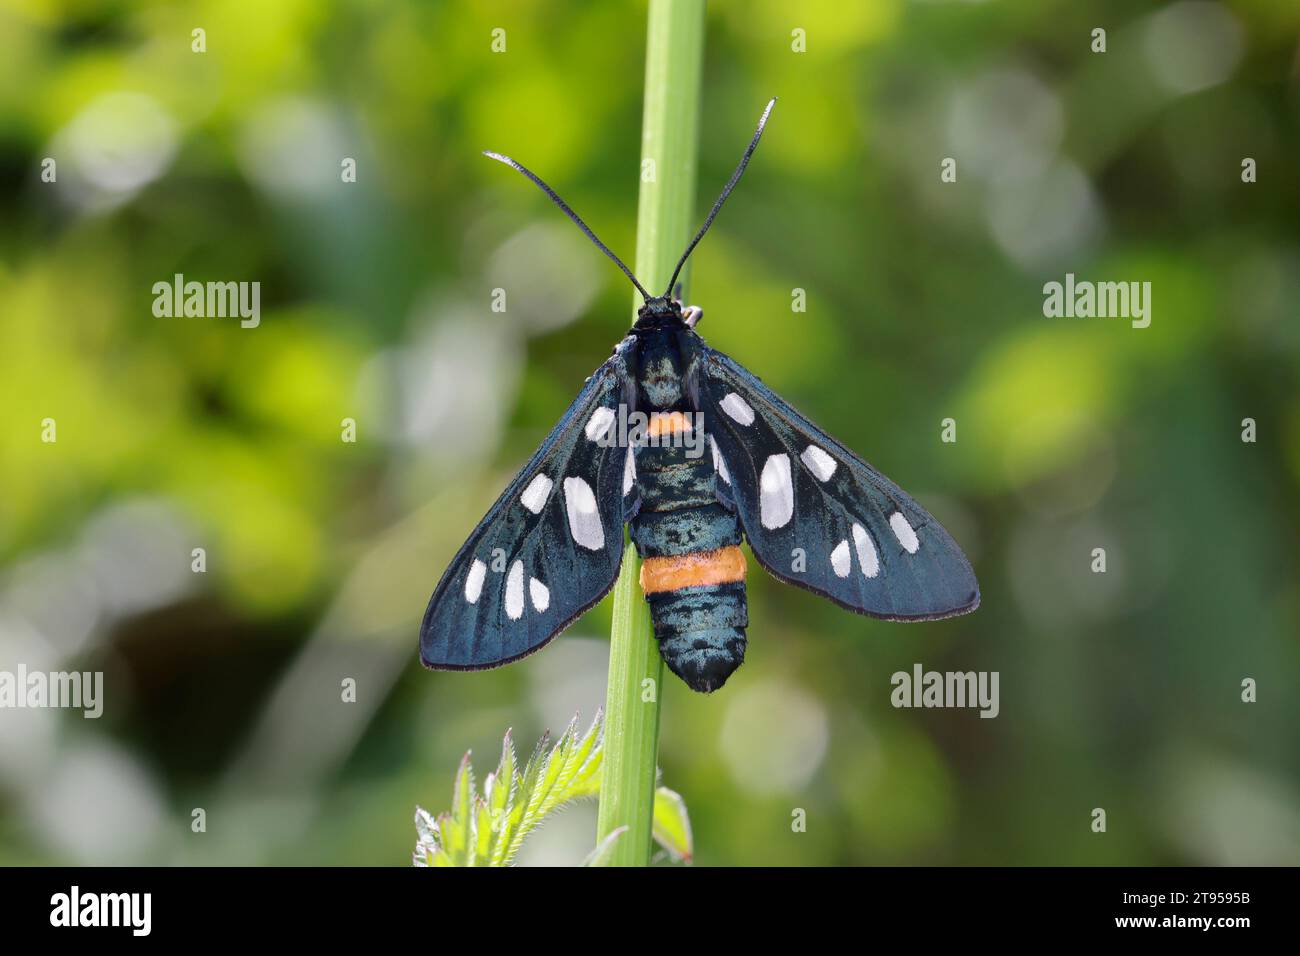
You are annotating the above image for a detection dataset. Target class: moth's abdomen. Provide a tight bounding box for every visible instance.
[630,425,749,693]
[642,553,748,694]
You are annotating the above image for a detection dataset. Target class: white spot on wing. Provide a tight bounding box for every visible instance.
[465,559,487,603]
[710,435,730,485]
[830,540,851,578]
[505,560,525,620]
[852,523,879,578]
[585,406,616,442]
[563,476,605,550]
[519,473,552,514]
[720,392,755,426]
[889,512,919,554]
[529,577,550,612]
[759,454,794,529]
[623,444,636,496]
[800,444,837,482]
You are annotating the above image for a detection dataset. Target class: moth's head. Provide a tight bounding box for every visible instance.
[640,295,678,316]
[634,295,683,330]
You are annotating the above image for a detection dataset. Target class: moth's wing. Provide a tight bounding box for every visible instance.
[420,354,635,669]
[698,346,979,621]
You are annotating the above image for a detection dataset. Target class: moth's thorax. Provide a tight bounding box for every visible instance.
[632,328,700,410]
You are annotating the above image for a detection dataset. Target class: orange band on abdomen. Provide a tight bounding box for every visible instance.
[646,411,693,437]
[640,545,747,594]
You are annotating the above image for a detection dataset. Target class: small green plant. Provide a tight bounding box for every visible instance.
[413,712,692,866]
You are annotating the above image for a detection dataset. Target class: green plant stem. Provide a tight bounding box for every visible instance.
[595,0,705,868]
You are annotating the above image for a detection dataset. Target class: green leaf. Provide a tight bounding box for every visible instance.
[414,805,437,845]
[582,826,628,867]
[434,811,462,865]
[486,731,517,820]
[452,751,474,823]
[469,797,486,864]
[652,786,694,862]
[412,806,438,867]
[436,752,474,865]
[566,711,604,791]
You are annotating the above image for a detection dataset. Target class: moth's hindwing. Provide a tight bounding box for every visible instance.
[420,354,633,669]
[700,347,979,621]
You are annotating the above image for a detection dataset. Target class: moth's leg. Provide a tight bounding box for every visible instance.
[669,281,702,327]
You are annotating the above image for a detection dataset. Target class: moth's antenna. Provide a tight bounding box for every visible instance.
[663,97,776,299]
[483,151,652,301]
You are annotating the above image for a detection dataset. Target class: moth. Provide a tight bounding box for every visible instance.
[421,99,979,693]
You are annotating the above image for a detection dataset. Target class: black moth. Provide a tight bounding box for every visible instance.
[421,99,979,693]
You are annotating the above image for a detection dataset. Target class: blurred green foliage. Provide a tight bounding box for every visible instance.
[0,0,1297,866]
